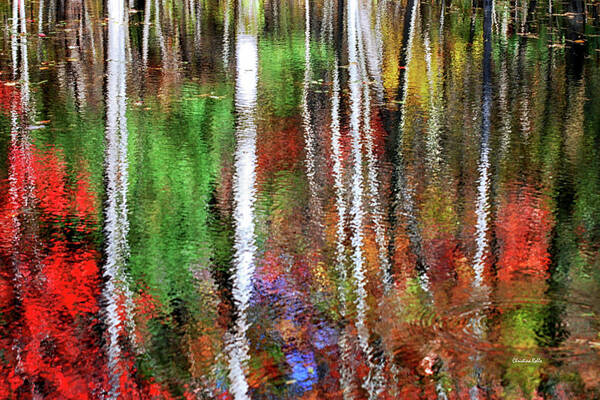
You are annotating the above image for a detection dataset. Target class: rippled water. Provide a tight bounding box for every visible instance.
[1,0,600,398]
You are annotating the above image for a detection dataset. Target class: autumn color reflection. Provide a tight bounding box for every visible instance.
[1,0,600,398]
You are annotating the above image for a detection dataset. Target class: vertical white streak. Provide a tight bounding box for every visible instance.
[320,0,329,42]
[357,19,392,296]
[320,0,334,43]
[347,1,382,398]
[142,0,152,68]
[440,0,445,39]
[125,0,132,62]
[521,0,528,33]
[330,58,356,400]
[222,0,232,68]
[374,0,387,92]
[348,0,365,323]
[194,0,202,52]
[48,0,55,25]
[472,131,490,284]
[354,4,388,397]
[398,0,418,146]
[396,0,429,293]
[9,4,36,396]
[358,0,384,104]
[18,0,29,109]
[348,0,367,344]
[104,0,135,396]
[470,10,493,395]
[331,58,346,309]
[38,0,44,34]
[474,0,493,289]
[498,64,510,159]
[227,2,259,397]
[302,0,322,232]
[423,31,442,179]
[11,0,18,77]
[154,0,167,59]
[71,22,86,111]
[84,0,97,58]
[10,0,33,270]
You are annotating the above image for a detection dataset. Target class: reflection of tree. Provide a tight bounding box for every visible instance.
[388,0,430,288]
[302,0,323,242]
[103,0,141,397]
[225,1,259,397]
[1,22,104,395]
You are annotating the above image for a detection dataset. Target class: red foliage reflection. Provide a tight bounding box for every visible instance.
[496,186,552,282]
[0,135,173,398]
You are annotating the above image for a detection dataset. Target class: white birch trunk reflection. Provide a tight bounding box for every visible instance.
[473,3,493,290]
[195,1,202,53]
[104,0,135,396]
[423,9,451,399]
[227,1,259,397]
[347,0,368,372]
[347,0,382,397]
[330,56,357,400]
[395,0,429,292]
[424,30,443,180]
[142,0,152,69]
[9,0,33,293]
[355,0,391,294]
[498,8,511,161]
[9,4,38,396]
[222,0,232,68]
[320,0,334,43]
[155,0,167,59]
[38,0,44,34]
[11,0,18,77]
[302,0,323,237]
[469,1,493,398]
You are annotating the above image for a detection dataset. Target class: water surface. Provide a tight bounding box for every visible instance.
[1,0,600,398]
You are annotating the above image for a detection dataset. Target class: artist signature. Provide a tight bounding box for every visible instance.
[512,357,543,364]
